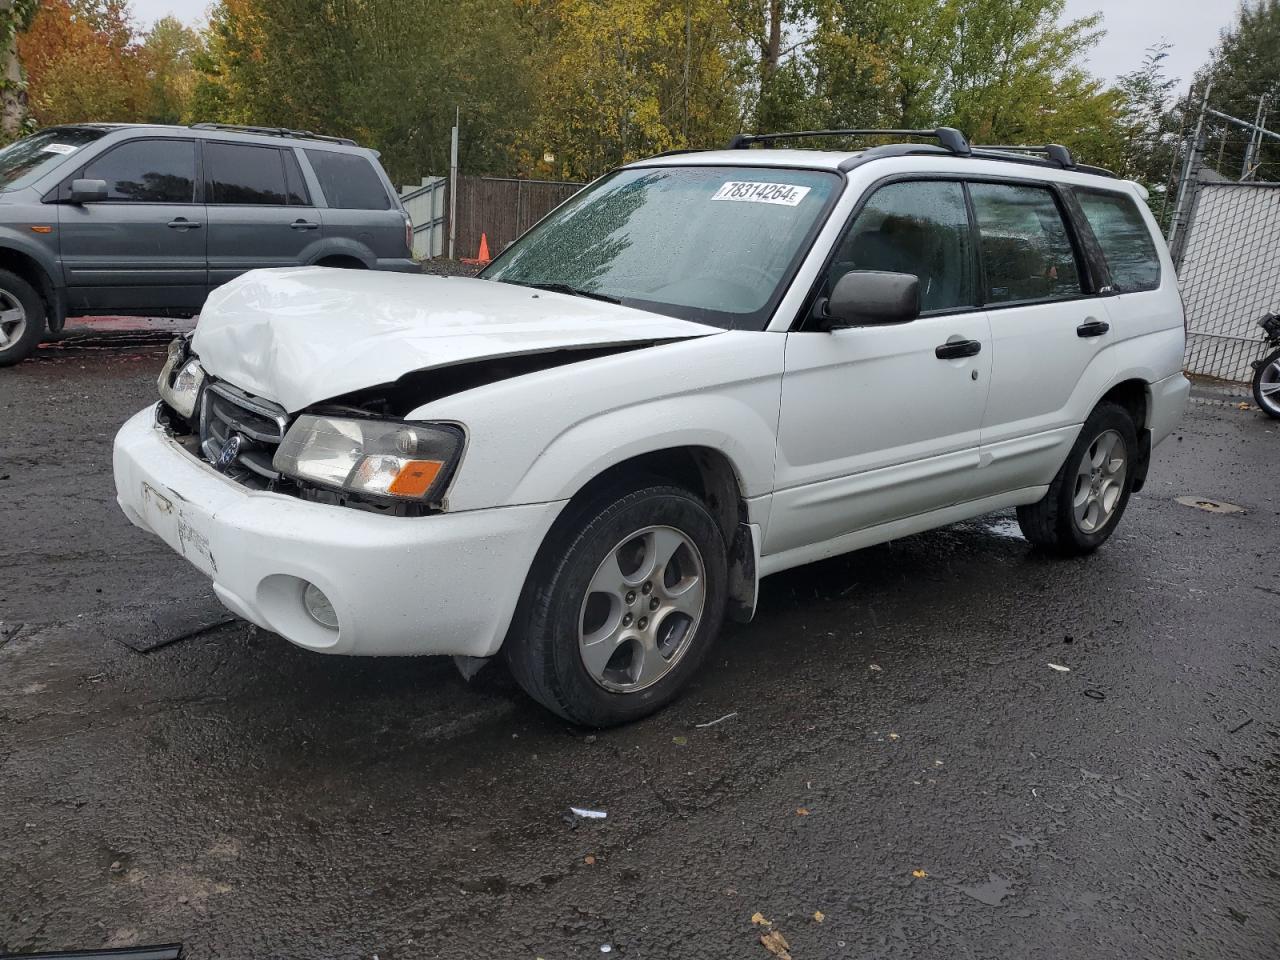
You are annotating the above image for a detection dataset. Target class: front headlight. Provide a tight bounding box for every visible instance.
[273,415,464,504]
[157,338,204,419]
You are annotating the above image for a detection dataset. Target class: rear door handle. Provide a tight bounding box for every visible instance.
[1077,319,1110,337]
[167,218,201,229]
[290,219,320,230]
[935,339,982,359]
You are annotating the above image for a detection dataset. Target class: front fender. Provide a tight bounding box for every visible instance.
[408,332,785,512]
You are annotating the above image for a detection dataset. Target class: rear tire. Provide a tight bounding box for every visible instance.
[1251,348,1280,419]
[505,483,728,727]
[1016,401,1138,555]
[0,270,47,367]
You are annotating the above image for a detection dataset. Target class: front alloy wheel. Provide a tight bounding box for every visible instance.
[579,525,707,692]
[506,483,728,727]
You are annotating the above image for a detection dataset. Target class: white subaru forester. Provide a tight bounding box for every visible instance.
[114,128,1189,726]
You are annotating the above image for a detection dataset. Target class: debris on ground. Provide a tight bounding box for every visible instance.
[1083,689,1106,700]
[568,807,607,820]
[117,600,234,654]
[912,869,929,879]
[759,928,792,959]
[672,736,688,747]
[695,712,738,728]
[795,807,810,816]
[750,912,770,926]
[812,910,825,923]
[1047,663,1070,672]
[869,664,882,672]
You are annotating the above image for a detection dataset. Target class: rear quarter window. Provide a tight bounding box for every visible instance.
[1074,189,1161,293]
[303,149,390,210]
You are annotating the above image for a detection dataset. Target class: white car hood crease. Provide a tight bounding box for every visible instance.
[192,267,723,412]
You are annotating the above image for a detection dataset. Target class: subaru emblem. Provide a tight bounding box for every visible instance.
[213,433,244,473]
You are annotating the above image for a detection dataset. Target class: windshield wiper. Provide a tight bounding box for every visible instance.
[503,280,622,305]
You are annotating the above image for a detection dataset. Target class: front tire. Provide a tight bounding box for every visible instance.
[505,483,728,727]
[1016,401,1138,555]
[0,270,47,367]
[1251,348,1280,419]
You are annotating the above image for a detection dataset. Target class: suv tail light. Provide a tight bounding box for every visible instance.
[404,214,414,255]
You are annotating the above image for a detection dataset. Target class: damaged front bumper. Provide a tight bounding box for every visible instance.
[113,404,563,658]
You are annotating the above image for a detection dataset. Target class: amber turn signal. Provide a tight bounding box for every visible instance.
[387,459,443,497]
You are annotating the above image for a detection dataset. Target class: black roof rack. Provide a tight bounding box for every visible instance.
[189,122,357,146]
[729,127,972,156]
[971,143,1076,168]
[726,127,1118,179]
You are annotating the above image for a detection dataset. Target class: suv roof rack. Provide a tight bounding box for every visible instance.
[726,127,1118,179]
[728,127,972,156]
[189,122,357,146]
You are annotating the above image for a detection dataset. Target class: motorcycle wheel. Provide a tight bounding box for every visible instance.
[1253,347,1280,419]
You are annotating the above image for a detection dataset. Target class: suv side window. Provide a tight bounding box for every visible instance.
[969,183,1082,304]
[78,138,196,203]
[304,149,389,210]
[1074,188,1160,292]
[205,142,293,205]
[825,179,975,313]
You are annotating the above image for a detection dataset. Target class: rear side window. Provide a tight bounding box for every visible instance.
[79,139,196,203]
[304,149,389,209]
[282,149,310,205]
[205,142,289,205]
[827,179,975,313]
[1074,189,1160,292]
[970,183,1082,304]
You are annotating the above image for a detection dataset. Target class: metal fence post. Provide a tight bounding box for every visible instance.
[448,109,459,260]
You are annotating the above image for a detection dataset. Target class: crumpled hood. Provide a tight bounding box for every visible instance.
[192,267,722,412]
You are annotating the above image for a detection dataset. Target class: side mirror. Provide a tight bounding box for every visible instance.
[819,270,920,329]
[69,178,108,204]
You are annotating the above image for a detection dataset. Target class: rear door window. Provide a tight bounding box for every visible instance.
[79,139,196,203]
[304,149,390,209]
[205,142,289,205]
[1074,189,1160,292]
[969,182,1082,304]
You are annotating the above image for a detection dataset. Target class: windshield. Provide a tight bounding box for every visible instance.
[0,127,107,191]
[482,165,840,330]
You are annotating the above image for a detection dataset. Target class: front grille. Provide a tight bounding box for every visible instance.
[198,381,290,487]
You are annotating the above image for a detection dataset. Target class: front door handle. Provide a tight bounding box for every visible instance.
[935,338,982,360]
[290,219,320,230]
[1077,319,1110,337]
[166,218,201,229]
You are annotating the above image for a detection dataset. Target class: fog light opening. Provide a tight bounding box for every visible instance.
[302,582,339,630]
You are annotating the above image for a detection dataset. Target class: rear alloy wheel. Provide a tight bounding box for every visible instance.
[0,269,46,367]
[1252,348,1280,419]
[1016,401,1138,555]
[506,484,728,726]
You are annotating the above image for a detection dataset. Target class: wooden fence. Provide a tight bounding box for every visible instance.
[450,175,583,260]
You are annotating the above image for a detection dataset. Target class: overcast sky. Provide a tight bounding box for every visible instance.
[130,0,1240,94]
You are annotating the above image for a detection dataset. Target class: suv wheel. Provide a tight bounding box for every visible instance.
[0,270,46,367]
[1016,401,1139,555]
[505,483,728,727]
[1251,348,1280,419]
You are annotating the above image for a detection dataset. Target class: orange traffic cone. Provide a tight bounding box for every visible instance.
[462,233,491,265]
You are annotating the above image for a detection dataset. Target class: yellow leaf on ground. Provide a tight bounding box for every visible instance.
[760,928,792,959]
[796,807,809,816]
[912,869,929,878]
[751,911,770,926]
[584,855,595,865]
[813,910,825,922]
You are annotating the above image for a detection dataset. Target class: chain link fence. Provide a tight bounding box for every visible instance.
[1177,180,1280,387]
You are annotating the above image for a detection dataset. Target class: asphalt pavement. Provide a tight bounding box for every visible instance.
[1,331,1277,959]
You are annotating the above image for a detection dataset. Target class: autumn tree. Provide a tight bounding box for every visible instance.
[18,0,142,126]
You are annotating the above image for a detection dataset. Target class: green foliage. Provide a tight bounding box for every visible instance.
[1191,0,1280,180]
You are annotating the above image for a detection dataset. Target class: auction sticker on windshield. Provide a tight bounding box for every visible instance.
[40,143,79,155]
[711,181,811,206]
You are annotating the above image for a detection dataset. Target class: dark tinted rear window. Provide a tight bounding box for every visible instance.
[304,149,389,209]
[1075,189,1160,293]
[205,142,288,205]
